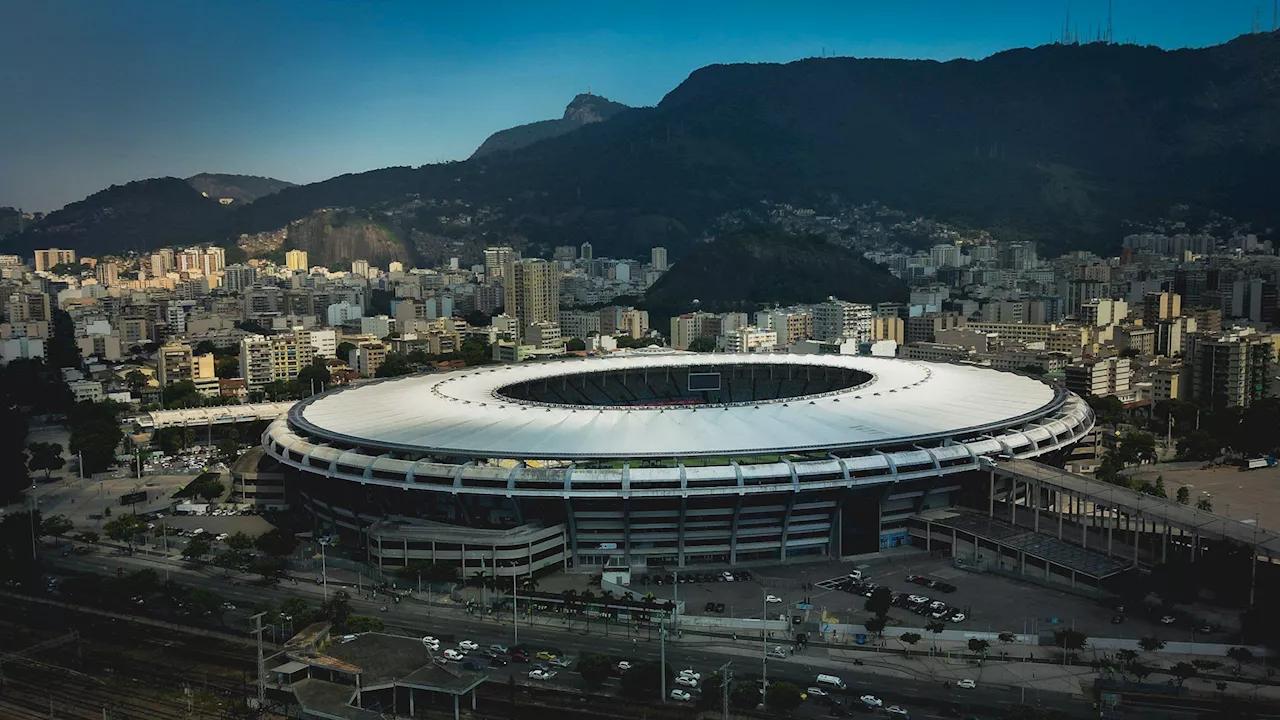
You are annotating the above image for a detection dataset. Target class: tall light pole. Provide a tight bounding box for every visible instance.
[512,572,519,645]
[319,537,330,601]
[660,615,668,703]
[761,592,769,713]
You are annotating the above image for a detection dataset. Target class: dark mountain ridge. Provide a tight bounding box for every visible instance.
[471,93,631,159]
[186,173,295,204]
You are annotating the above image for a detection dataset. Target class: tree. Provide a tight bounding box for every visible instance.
[1177,431,1220,461]
[182,535,212,561]
[67,400,126,475]
[998,631,1017,643]
[899,632,922,656]
[39,514,73,538]
[323,590,353,630]
[1170,661,1198,686]
[1192,659,1222,673]
[864,614,888,636]
[78,531,99,544]
[103,514,146,551]
[1129,663,1153,683]
[1196,496,1213,512]
[968,638,991,658]
[27,441,66,479]
[576,653,612,690]
[249,556,287,583]
[215,438,240,465]
[1053,628,1088,654]
[256,528,296,556]
[215,356,239,379]
[1176,486,1190,504]
[343,615,383,633]
[225,531,255,551]
[194,479,224,502]
[618,660,670,699]
[765,681,803,713]
[864,586,893,618]
[337,341,357,361]
[687,337,717,353]
[729,680,761,709]
[1137,635,1166,652]
[1226,647,1255,671]
[565,337,586,352]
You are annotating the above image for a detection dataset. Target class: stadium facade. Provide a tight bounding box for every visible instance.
[263,353,1094,576]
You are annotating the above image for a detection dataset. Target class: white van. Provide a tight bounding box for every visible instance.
[816,674,847,690]
[847,570,863,581]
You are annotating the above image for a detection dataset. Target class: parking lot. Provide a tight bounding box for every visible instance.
[649,553,1235,645]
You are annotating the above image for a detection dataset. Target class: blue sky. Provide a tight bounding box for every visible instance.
[0,0,1269,211]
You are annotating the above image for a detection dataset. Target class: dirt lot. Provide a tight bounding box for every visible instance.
[1127,464,1280,527]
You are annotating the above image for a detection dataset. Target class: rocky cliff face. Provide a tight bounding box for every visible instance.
[239,209,410,267]
[186,173,295,204]
[470,93,630,158]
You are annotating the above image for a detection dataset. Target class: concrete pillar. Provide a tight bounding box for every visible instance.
[1033,483,1040,533]
[454,694,460,720]
[952,527,957,558]
[1162,524,1168,564]
[1070,569,1076,588]
[1107,513,1113,556]
[410,687,415,715]
[1009,479,1017,524]
[1057,491,1064,540]
[926,521,932,552]
[1081,499,1088,549]
[988,469,995,517]
[1134,513,1141,562]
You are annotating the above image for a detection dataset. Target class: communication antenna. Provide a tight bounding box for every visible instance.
[1107,0,1114,43]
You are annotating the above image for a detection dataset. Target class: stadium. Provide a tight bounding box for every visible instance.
[262,352,1095,576]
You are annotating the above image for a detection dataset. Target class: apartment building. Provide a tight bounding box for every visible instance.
[240,334,317,389]
[1064,357,1132,399]
[1189,331,1273,408]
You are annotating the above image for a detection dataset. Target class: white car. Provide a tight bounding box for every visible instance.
[458,640,479,651]
[807,687,828,697]
[907,595,928,604]
[670,689,692,701]
[675,675,698,688]
[528,669,555,680]
[887,706,909,716]
[929,601,947,610]
[949,613,966,623]
[956,679,976,689]
[678,669,701,682]
[422,636,440,650]
[617,661,632,671]
[766,594,783,603]
[1160,615,1177,625]
[442,649,463,661]
[721,571,735,582]
[860,695,883,708]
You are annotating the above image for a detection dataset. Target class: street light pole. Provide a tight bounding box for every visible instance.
[762,592,768,713]
[512,571,519,645]
[660,616,667,703]
[320,538,329,602]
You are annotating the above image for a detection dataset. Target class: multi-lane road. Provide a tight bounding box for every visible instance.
[36,548,1107,719]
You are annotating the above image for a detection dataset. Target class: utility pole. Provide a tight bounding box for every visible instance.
[761,593,768,713]
[718,660,733,719]
[250,612,266,710]
[659,616,668,703]
[512,572,518,645]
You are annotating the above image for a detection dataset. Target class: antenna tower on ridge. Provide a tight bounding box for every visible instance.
[1107,0,1114,43]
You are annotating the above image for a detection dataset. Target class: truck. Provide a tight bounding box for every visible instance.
[1243,457,1276,471]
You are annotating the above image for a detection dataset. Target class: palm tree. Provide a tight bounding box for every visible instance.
[925,620,945,656]
[521,575,539,592]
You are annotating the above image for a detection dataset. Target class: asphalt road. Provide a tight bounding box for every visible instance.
[42,549,1097,719]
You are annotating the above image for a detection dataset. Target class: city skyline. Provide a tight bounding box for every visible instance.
[2,0,1275,212]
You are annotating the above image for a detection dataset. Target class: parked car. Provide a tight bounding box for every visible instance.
[807,686,828,697]
[442,649,464,661]
[956,679,976,689]
[860,695,883,708]
[886,706,909,716]
[678,669,701,681]
[675,675,698,688]
[616,661,632,671]
[459,640,479,651]
[670,689,692,701]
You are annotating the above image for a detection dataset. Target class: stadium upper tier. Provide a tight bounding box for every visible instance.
[273,354,1089,465]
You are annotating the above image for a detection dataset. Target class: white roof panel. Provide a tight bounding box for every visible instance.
[295,355,1060,460]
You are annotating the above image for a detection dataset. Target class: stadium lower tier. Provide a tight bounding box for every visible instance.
[290,467,1024,575]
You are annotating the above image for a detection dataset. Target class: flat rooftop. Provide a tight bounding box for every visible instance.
[321,633,484,693]
[915,508,1133,578]
[997,458,1280,556]
[291,678,380,720]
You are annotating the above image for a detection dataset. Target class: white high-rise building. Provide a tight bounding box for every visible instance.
[650,247,668,271]
[812,298,872,344]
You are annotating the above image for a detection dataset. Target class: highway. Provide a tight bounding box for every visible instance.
[40,548,1101,719]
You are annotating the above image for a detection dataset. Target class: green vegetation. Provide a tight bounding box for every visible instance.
[765,681,803,712]
[618,660,672,699]
[68,400,127,475]
[576,653,613,690]
[182,535,212,560]
[27,441,65,479]
[103,514,146,551]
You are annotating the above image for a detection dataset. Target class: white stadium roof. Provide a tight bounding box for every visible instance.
[292,354,1064,460]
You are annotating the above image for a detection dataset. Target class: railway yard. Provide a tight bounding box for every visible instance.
[0,597,284,720]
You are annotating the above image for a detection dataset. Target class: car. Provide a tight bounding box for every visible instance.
[459,640,479,651]
[670,689,692,701]
[678,669,701,681]
[422,636,440,649]
[722,571,735,581]
[535,650,557,661]
[907,595,928,604]
[1160,615,1177,624]
[766,595,783,603]
[955,679,976,689]
[550,657,571,668]
[442,649,464,661]
[948,612,965,623]
[713,602,726,613]
[931,609,950,619]
[616,661,632,671]
[860,695,883,708]
[220,602,236,611]
[929,600,947,609]
[489,644,508,654]
[1111,614,1124,624]
[675,675,698,688]
[807,686,829,697]
[489,655,509,666]
[937,582,957,593]
[528,669,554,680]
[215,533,229,541]
[886,706,909,716]
[705,601,717,612]
[511,651,529,663]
